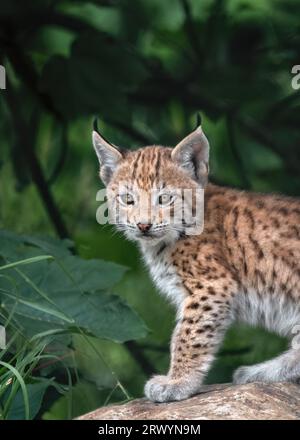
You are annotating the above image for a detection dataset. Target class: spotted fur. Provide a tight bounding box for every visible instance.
[92,124,300,402]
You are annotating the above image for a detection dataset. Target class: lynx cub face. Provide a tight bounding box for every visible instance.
[92,121,300,403]
[93,124,208,245]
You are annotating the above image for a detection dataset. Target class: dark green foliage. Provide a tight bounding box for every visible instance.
[0,230,147,342]
[0,230,147,418]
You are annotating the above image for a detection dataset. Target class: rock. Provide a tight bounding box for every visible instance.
[77,382,300,420]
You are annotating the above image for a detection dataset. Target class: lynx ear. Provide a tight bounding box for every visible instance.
[171,121,209,186]
[92,120,123,186]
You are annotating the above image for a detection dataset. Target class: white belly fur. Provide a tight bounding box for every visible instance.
[233,289,300,337]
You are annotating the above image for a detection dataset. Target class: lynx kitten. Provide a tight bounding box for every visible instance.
[92,120,300,402]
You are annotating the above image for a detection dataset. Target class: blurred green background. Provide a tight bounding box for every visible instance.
[0,0,299,419]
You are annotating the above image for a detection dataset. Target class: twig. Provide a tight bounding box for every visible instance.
[180,0,202,60]
[47,124,69,186]
[125,341,156,376]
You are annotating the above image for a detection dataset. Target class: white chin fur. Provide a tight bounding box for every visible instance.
[124,229,179,246]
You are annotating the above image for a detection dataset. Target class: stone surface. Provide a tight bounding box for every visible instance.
[77,382,300,420]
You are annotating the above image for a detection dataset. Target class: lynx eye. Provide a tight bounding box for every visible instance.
[158,194,174,206]
[119,193,135,205]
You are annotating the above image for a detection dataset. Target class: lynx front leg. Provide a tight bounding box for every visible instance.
[145,292,233,402]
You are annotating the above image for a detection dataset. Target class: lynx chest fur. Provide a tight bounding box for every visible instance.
[141,243,186,312]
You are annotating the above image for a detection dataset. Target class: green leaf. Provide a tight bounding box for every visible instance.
[0,291,74,324]
[6,381,51,420]
[0,255,54,271]
[42,381,121,420]
[0,361,30,420]
[5,290,147,343]
[0,230,73,261]
[42,255,128,293]
[0,231,147,342]
[22,235,74,258]
[39,31,148,120]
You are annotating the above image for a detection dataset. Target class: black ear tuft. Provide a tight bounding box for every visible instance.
[93,118,115,147]
[196,113,202,129]
[93,118,100,134]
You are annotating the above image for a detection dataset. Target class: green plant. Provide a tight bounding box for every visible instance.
[0,230,147,419]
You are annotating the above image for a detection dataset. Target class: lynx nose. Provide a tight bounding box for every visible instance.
[137,223,152,233]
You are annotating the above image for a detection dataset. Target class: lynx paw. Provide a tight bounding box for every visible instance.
[144,375,193,403]
[233,365,261,384]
